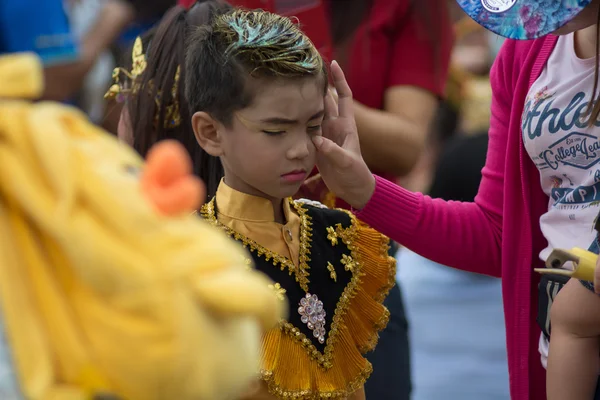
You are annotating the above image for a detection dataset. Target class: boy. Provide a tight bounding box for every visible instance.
[186,9,396,399]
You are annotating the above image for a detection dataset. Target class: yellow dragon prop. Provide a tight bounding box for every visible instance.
[0,53,285,400]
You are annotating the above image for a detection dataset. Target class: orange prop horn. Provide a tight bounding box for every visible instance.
[140,140,205,215]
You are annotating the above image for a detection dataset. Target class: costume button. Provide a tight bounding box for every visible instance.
[284,227,293,242]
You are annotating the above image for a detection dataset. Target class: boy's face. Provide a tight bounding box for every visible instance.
[216,77,324,201]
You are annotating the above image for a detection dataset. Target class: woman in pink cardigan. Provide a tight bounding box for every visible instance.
[316,0,600,399]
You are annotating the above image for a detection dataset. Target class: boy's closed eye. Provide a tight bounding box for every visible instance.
[307,125,322,133]
[262,130,286,135]
[262,125,322,136]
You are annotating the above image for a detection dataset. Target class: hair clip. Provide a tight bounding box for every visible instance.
[105,36,181,129]
[105,36,146,102]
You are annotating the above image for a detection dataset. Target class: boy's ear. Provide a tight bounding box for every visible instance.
[191,111,224,156]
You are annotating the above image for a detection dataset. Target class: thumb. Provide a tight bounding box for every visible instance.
[312,135,352,168]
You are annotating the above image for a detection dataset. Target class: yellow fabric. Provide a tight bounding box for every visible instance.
[0,53,285,400]
[0,53,43,99]
[216,180,301,266]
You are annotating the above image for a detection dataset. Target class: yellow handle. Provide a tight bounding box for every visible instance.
[534,247,597,282]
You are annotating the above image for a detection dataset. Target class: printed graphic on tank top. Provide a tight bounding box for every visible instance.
[522,32,600,368]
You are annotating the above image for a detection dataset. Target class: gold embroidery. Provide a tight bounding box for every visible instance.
[268,283,287,301]
[200,198,311,292]
[327,262,337,282]
[335,223,357,247]
[341,254,356,272]
[326,226,338,246]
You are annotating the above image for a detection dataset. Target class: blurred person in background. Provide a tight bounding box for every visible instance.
[69,0,176,125]
[0,0,135,102]
[100,0,178,133]
[396,9,510,398]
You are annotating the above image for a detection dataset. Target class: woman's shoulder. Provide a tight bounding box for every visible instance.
[491,35,558,98]
[494,35,558,79]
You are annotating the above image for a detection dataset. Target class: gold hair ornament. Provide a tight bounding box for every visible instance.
[104,36,181,128]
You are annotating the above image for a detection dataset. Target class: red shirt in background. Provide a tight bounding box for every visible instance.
[338,0,452,109]
[178,0,194,8]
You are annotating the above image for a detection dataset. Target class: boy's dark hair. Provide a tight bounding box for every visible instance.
[184,9,327,126]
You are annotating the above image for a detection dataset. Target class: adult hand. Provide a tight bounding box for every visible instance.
[312,61,375,210]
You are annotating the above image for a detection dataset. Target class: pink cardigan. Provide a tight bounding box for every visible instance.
[357,35,560,400]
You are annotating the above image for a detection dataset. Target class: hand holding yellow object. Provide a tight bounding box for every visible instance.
[536,248,597,283]
[0,53,285,400]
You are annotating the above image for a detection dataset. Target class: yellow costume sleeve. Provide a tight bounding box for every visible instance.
[0,53,285,400]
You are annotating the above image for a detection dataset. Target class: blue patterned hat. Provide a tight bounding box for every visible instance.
[456,0,592,40]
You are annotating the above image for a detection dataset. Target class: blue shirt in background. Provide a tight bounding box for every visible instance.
[0,0,78,66]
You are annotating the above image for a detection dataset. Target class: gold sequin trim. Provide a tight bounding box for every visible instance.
[326,226,338,246]
[340,254,355,273]
[200,198,312,292]
[260,362,372,399]
[334,223,357,247]
[327,262,337,282]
